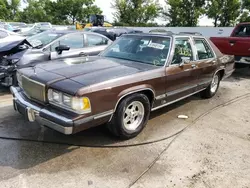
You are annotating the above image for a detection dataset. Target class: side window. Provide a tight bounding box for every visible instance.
[194,39,214,60]
[50,41,59,52]
[172,38,193,65]
[87,34,108,46]
[0,31,8,39]
[234,25,250,37]
[59,34,84,49]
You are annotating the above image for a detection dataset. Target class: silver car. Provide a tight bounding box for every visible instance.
[0,30,112,86]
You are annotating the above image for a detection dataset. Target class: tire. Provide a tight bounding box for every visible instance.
[107,93,151,139]
[200,72,221,99]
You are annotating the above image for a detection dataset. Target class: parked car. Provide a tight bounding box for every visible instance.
[0,28,22,41]
[11,33,235,139]
[8,22,28,32]
[0,22,20,32]
[34,22,53,30]
[0,30,112,86]
[90,27,141,41]
[210,22,250,65]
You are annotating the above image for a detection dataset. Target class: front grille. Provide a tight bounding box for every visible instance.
[22,76,46,102]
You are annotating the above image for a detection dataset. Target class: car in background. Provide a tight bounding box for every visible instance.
[0,28,22,42]
[0,30,112,86]
[34,22,53,31]
[210,22,250,65]
[8,22,28,32]
[0,22,20,32]
[11,33,235,139]
[90,27,143,41]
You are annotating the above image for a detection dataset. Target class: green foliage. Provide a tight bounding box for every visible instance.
[206,0,241,27]
[164,0,205,26]
[0,0,102,24]
[112,0,161,26]
[239,0,250,23]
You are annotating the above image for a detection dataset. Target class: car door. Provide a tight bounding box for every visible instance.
[50,33,85,60]
[164,37,200,103]
[192,37,217,90]
[229,24,250,56]
[84,34,111,56]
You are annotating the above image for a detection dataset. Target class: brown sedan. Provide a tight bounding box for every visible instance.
[11,33,235,139]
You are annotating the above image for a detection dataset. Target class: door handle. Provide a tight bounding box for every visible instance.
[229,40,236,46]
[191,64,197,68]
[79,52,87,56]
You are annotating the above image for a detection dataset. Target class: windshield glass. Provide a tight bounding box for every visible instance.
[27,31,63,48]
[101,35,171,66]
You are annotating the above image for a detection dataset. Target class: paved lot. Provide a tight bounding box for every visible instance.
[0,67,250,188]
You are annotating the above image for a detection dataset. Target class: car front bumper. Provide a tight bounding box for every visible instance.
[11,86,74,134]
[10,86,113,134]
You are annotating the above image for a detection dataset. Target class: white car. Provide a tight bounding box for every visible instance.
[0,28,24,43]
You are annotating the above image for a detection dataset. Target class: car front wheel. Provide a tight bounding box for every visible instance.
[107,93,150,139]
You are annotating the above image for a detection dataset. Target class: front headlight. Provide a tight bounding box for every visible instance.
[48,89,91,114]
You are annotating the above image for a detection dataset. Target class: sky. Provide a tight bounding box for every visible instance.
[94,0,214,26]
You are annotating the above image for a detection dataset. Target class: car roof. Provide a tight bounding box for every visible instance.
[122,32,206,38]
[40,29,112,40]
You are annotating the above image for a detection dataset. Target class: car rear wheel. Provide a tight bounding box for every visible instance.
[200,72,220,99]
[107,93,150,139]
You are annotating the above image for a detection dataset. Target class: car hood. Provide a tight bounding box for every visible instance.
[0,37,32,56]
[22,56,157,95]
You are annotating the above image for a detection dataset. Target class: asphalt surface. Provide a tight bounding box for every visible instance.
[0,67,250,188]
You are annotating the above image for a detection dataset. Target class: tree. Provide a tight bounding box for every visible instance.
[163,0,205,26]
[238,0,250,22]
[112,0,161,26]
[8,0,21,20]
[17,0,102,24]
[0,0,11,20]
[206,0,241,27]
[18,0,49,23]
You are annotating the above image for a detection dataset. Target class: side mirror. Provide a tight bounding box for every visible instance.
[55,45,70,54]
[179,57,190,67]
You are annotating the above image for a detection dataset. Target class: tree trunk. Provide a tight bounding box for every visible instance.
[214,16,218,27]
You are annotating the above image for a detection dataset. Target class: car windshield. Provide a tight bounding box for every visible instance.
[9,22,27,28]
[101,35,171,66]
[27,31,63,48]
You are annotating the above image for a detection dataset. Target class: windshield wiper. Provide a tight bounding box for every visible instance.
[104,55,149,65]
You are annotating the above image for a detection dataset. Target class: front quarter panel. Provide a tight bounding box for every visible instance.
[76,68,166,116]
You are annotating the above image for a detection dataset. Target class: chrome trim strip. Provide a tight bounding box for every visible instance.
[151,88,206,111]
[109,88,156,122]
[155,94,166,100]
[213,68,225,79]
[36,116,73,135]
[166,84,197,97]
[22,75,46,102]
[94,110,114,120]
[11,86,41,112]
